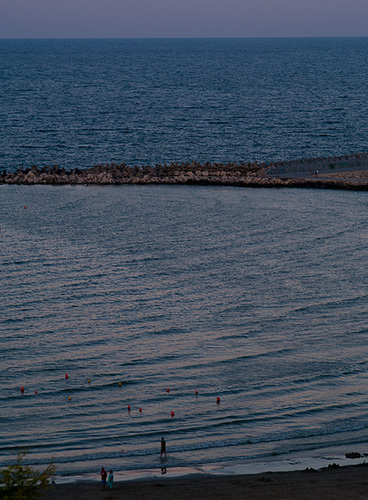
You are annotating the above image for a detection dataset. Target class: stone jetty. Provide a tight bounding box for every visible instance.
[1,154,368,191]
[267,152,368,176]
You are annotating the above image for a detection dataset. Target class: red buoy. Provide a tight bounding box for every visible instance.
[139,407,142,413]
[217,396,221,404]
[171,411,175,417]
[127,405,131,411]
[65,374,69,379]
[167,388,170,393]
[35,390,38,394]
[20,386,24,393]
[195,390,198,395]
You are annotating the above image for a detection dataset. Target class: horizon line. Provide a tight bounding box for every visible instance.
[1,35,368,41]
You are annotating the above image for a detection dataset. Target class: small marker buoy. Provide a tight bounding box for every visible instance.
[88,379,91,384]
[195,390,198,395]
[65,374,69,379]
[139,407,142,413]
[127,405,131,411]
[24,206,26,209]
[217,396,221,404]
[35,390,38,394]
[119,382,122,387]
[171,411,175,417]
[68,396,71,401]
[20,386,24,393]
[167,388,170,393]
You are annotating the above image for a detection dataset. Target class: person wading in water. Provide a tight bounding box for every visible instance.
[160,437,167,458]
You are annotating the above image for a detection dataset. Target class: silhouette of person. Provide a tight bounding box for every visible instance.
[160,437,167,458]
[100,467,107,490]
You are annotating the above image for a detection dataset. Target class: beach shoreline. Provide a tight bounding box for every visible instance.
[41,463,368,499]
[43,446,368,483]
[38,448,368,499]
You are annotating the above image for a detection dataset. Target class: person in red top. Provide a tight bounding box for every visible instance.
[100,467,107,490]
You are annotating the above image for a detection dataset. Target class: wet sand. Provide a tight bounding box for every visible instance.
[41,464,368,500]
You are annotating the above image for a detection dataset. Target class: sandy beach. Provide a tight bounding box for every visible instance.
[40,464,368,499]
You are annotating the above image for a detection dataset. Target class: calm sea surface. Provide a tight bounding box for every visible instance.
[1,38,368,171]
[1,185,368,475]
[1,39,368,477]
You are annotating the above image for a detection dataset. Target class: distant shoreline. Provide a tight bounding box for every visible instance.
[2,153,368,191]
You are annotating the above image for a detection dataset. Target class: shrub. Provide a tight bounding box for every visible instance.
[0,450,56,500]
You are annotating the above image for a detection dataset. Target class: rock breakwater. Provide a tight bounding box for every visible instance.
[0,161,266,186]
[1,158,368,191]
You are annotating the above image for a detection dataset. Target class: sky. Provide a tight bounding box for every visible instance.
[0,0,367,39]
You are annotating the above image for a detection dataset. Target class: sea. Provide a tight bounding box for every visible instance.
[1,38,368,480]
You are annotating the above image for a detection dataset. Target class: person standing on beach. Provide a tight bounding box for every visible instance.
[160,437,167,458]
[100,467,107,490]
[107,470,114,489]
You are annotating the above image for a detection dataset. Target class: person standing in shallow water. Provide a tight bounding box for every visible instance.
[107,470,114,489]
[160,437,167,458]
[100,467,107,490]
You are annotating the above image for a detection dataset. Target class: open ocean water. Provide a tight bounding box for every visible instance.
[1,38,368,478]
[1,37,368,171]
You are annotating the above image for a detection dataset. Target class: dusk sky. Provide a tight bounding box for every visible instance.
[1,0,368,38]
